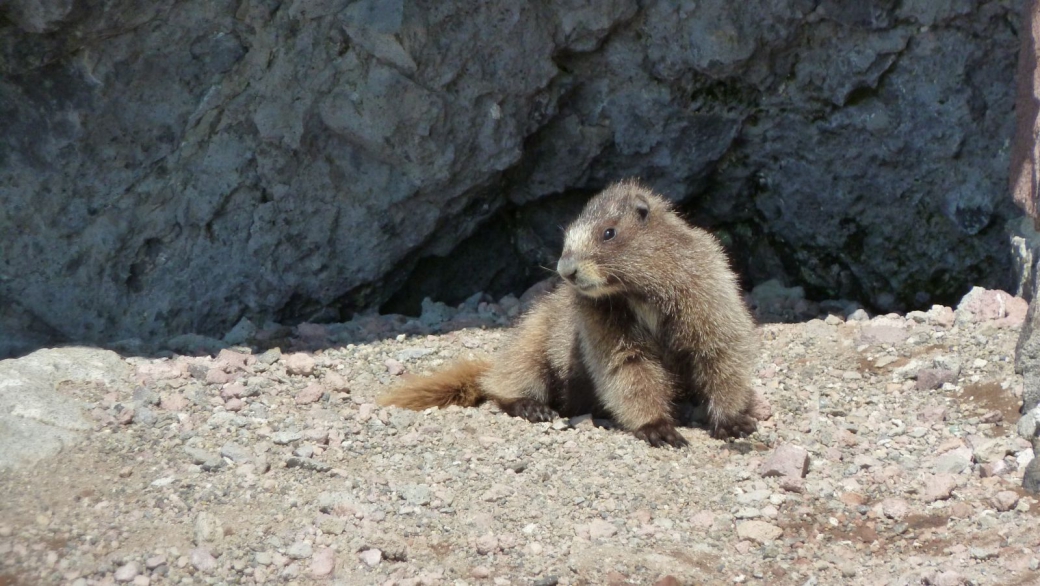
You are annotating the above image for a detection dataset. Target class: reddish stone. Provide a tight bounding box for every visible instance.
[323,372,350,393]
[921,473,958,502]
[916,368,957,391]
[215,349,252,371]
[220,383,246,400]
[160,393,189,411]
[748,389,773,421]
[205,367,235,385]
[759,444,810,478]
[295,382,325,405]
[285,353,316,376]
[840,492,868,507]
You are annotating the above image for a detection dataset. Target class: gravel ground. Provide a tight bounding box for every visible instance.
[1,286,1038,586]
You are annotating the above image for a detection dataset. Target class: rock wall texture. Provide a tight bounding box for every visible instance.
[0,0,1024,355]
[1013,0,1040,419]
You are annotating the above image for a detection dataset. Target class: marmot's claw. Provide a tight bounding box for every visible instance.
[634,420,689,448]
[710,414,757,440]
[503,398,558,423]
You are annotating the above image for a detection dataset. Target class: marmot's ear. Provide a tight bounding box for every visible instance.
[635,199,650,220]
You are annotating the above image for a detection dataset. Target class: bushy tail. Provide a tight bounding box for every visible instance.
[376,359,490,410]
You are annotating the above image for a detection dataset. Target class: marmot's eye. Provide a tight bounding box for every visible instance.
[603,228,616,241]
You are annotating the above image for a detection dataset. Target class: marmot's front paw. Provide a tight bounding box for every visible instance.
[634,420,689,448]
[710,413,757,440]
[502,398,558,423]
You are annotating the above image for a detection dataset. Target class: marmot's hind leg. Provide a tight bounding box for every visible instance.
[499,398,557,422]
[480,322,559,424]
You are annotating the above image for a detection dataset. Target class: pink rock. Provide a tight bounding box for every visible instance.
[220,383,246,400]
[933,570,967,586]
[956,287,1020,322]
[310,548,335,577]
[205,367,235,385]
[225,398,244,412]
[588,519,618,539]
[384,359,404,376]
[114,561,139,582]
[748,389,773,421]
[859,325,909,345]
[949,502,973,518]
[323,372,350,393]
[358,549,381,567]
[840,492,867,507]
[735,520,783,544]
[358,403,376,421]
[295,383,325,405]
[135,361,188,383]
[918,405,947,423]
[977,460,1010,478]
[936,438,965,452]
[475,533,499,554]
[160,393,189,411]
[979,410,1003,424]
[921,474,958,502]
[991,490,1020,512]
[1000,296,1029,328]
[303,428,330,444]
[215,349,252,371]
[190,548,217,572]
[285,353,316,376]
[779,477,805,493]
[117,407,135,425]
[758,444,810,478]
[926,305,955,327]
[690,511,715,529]
[916,368,957,390]
[880,497,910,520]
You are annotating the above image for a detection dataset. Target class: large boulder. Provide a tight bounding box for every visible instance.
[0,0,1021,352]
[0,347,130,469]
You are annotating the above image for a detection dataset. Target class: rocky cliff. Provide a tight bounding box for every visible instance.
[0,0,1023,355]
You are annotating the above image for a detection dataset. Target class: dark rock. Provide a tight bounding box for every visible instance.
[0,0,1020,354]
[1016,270,1040,416]
[285,457,331,473]
[1024,453,1040,494]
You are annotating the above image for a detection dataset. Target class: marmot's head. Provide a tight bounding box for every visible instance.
[556,180,674,298]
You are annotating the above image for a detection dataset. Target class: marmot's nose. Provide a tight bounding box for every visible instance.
[557,255,578,282]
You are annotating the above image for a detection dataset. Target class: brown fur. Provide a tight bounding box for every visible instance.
[377,180,758,446]
[377,359,489,409]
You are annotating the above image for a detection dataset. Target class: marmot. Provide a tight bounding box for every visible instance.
[378,180,758,447]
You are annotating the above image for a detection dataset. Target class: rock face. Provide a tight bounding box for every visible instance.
[1014,0,1040,432]
[0,0,1021,352]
